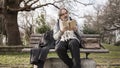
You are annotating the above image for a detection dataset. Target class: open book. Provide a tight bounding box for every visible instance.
[62,20,77,30]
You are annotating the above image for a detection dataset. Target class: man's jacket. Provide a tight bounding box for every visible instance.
[53,18,83,43]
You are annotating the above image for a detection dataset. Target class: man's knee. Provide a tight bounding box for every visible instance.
[69,39,79,47]
[55,45,64,53]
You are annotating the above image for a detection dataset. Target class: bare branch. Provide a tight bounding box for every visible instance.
[32,2,60,10]
[7,1,60,11]
[23,0,27,6]
[26,0,33,4]
[19,0,24,4]
[113,23,120,28]
[70,12,85,18]
[104,27,120,31]
[74,0,94,6]
[29,0,39,6]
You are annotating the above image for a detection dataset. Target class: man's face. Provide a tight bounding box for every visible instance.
[60,9,68,21]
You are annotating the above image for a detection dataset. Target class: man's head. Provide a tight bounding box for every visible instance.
[59,8,69,21]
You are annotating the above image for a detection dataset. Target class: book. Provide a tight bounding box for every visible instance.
[69,20,76,30]
[62,20,77,30]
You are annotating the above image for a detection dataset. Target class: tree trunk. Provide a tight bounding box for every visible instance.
[2,0,22,45]
[5,12,22,45]
[0,34,2,45]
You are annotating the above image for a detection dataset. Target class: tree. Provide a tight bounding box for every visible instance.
[83,4,106,34]
[101,0,120,31]
[36,14,50,34]
[0,16,2,45]
[98,0,120,43]
[0,0,59,45]
[0,16,2,34]
[0,0,93,45]
[19,11,35,46]
[83,24,99,34]
[0,13,6,45]
[83,0,120,44]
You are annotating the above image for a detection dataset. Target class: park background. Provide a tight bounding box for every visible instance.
[0,0,120,68]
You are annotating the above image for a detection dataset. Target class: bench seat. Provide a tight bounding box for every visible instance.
[22,48,109,59]
[22,48,109,53]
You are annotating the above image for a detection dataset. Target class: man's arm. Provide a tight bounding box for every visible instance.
[53,23,63,40]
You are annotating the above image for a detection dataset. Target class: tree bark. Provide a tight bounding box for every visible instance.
[0,15,3,45]
[5,11,22,45]
[0,34,2,45]
[2,0,22,45]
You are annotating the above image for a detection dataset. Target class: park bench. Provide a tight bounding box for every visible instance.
[23,34,109,58]
[22,33,109,68]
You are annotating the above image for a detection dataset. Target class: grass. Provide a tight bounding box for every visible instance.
[88,44,120,68]
[0,53,30,64]
[0,44,120,67]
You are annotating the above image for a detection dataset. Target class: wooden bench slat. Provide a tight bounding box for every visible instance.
[22,48,109,53]
[81,34,100,38]
[80,49,109,53]
[29,44,39,47]
[30,37,41,40]
[30,34,101,38]
[31,34,43,37]
[49,49,109,53]
[30,40,40,44]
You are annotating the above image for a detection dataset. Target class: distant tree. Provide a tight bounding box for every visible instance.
[83,4,105,34]
[101,0,120,31]
[19,11,35,46]
[36,14,50,34]
[83,0,120,43]
[98,0,120,43]
[83,24,99,34]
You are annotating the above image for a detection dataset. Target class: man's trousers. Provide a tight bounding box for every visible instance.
[55,39,81,68]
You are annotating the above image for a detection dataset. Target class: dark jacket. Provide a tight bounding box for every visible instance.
[30,30,55,65]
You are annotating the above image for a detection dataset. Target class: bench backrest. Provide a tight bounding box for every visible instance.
[29,34,101,49]
[30,34,43,47]
[81,34,101,49]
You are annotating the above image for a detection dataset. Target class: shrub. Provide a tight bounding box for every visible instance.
[114,41,120,46]
[83,25,99,34]
[36,25,50,34]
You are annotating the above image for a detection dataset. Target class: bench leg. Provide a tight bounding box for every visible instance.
[85,53,90,59]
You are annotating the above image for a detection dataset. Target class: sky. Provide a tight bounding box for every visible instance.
[39,0,108,28]
[18,0,108,30]
[45,0,107,23]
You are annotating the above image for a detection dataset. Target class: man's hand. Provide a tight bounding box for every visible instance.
[60,26,69,32]
[69,26,77,31]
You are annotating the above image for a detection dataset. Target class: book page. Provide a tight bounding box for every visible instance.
[69,20,77,30]
[62,20,77,30]
[62,21,69,30]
